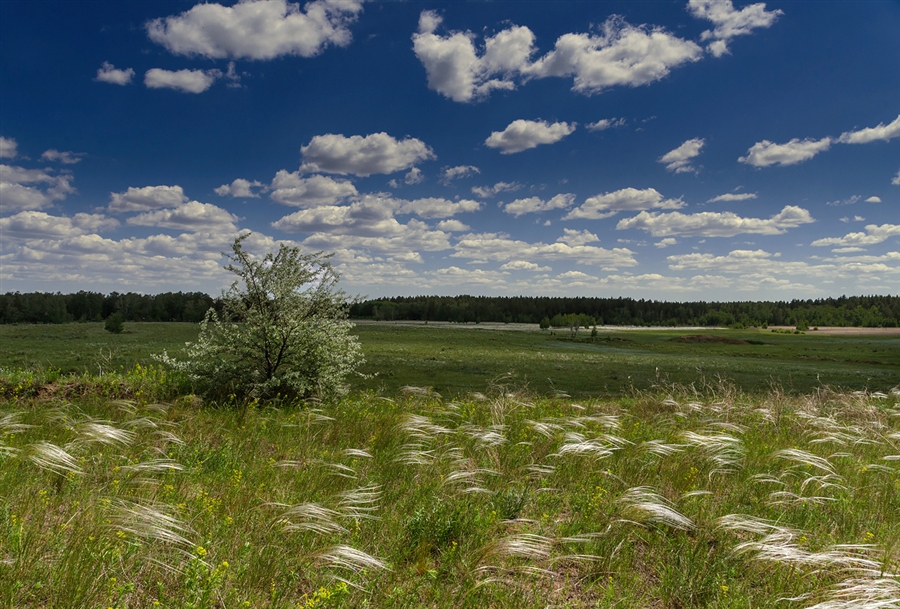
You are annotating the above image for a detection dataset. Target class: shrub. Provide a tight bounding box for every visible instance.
[157,234,363,402]
[104,312,124,334]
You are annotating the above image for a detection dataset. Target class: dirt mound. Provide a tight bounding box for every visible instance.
[670,334,749,345]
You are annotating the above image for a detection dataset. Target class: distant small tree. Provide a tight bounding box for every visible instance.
[104,312,124,334]
[539,316,550,330]
[158,234,363,401]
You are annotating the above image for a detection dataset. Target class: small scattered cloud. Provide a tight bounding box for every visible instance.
[214,178,265,199]
[556,228,599,246]
[617,205,814,237]
[586,118,626,132]
[299,132,435,177]
[659,137,705,173]
[564,187,683,220]
[0,136,17,159]
[503,193,575,217]
[826,195,861,207]
[655,237,678,248]
[398,197,481,219]
[864,196,882,203]
[500,260,551,272]
[404,167,424,185]
[471,181,522,198]
[738,137,832,167]
[436,219,470,232]
[485,119,575,154]
[893,170,900,186]
[837,114,900,144]
[688,0,783,57]
[108,185,188,213]
[146,0,364,60]
[810,223,900,248]
[440,165,479,184]
[40,149,85,165]
[144,68,220,93]
[95,62,135,85]
[707,192,757,203]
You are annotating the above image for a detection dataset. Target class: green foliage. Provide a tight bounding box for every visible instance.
[158,235,363,402]
[104,312,124,334]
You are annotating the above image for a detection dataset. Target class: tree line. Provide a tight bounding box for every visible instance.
[0,291,216,324]
[3,291,898,328]
[349,295,900,328]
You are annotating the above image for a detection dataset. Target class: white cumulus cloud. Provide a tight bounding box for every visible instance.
[0,165,75,212]
[864,196,882,203]
[738,137,832,167]
[145,68,220,93]
[215,178,265,198]
[617,205,814,237]
[659,137,705,173]
[146,0,363,60]
[268,172,356,207]
[413,12,702,102]
[564,187,683,220]
[471,181,522,198]
[0,211,118,240]
[299,132,435,177]
[485,119,575,154]
[837,114,900,144]
[436,219,470,232]
[40,149,84,164]
[504,194,575,217]
[893,170,900,186]
[0,136,18,159]
[126,201,238,232]
[95,62,135,85]
[500,260,552,272]
[440,165,479,184]
[398,197,481,219]
[404,167,424,185]
[810,224,900,248]
[688,0,783,57]
[707,192,757,203]
[108,185,188,213]
[586,118,626,131]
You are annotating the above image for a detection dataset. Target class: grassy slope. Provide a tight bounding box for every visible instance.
[0,322,897,396]
[1,386,899,608]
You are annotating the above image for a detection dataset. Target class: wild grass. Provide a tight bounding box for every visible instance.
[1,375,899,607]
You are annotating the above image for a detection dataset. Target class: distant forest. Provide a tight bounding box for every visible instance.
[1,291,898,328]
[350,295,900,328]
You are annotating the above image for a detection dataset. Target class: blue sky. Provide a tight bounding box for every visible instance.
[1,0,898,300]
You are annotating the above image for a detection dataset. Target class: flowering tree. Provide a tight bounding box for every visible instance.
[161,234,363,401]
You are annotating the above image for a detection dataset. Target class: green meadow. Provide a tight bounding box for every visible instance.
[1,322,899,608]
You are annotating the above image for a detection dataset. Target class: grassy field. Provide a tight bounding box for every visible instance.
[1,322,899,607]
[1,322,897,397]
[1,383,899,608]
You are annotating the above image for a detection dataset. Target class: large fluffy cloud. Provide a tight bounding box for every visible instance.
[146,0,363,60]
[659,138,704,173]
[688,0,783,57]
[485,119,575,154]
[126,201,238,232]
[413,12,702,102]
[0,165,75,212]
[268,171,357,206]
[144,68,220,93]
[299,133,435,176]
[0,211,118,240]
[108,185,188,213]
[564,187,683,220]
[616,205,814,237]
